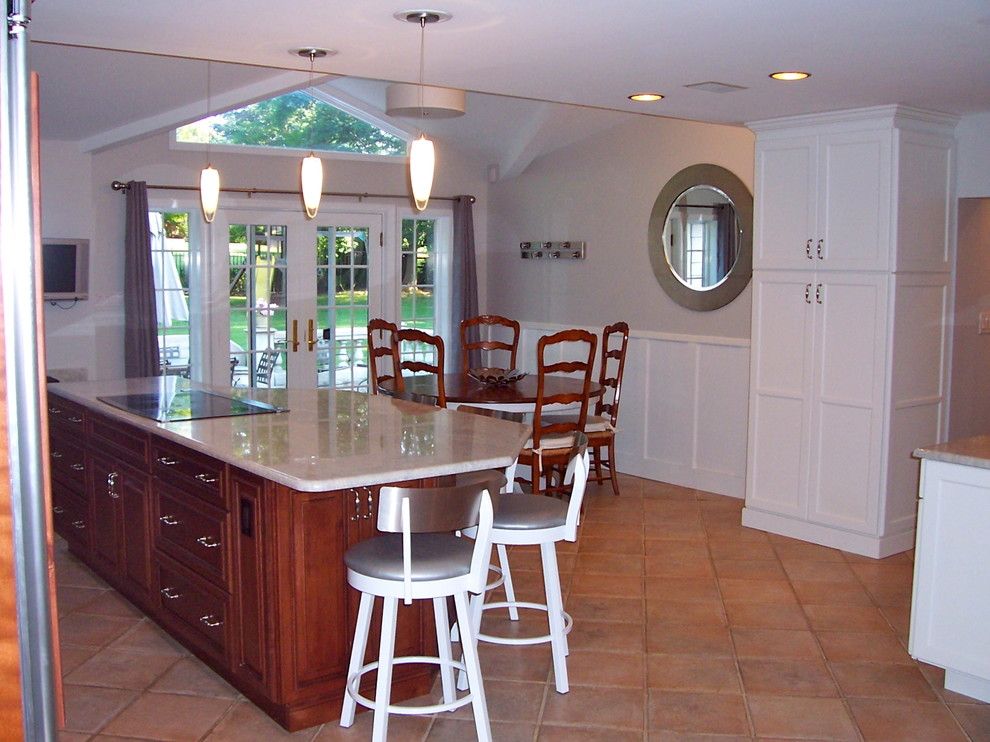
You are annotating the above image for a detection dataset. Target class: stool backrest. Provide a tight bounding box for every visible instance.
[396,328,446,408]
[460,314,521,371]
[532,329,597,450]
[595,322,630,427]
[378,471,504,599]
[367,318,401,395]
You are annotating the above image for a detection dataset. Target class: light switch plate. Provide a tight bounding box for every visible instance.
[979,311,990,334]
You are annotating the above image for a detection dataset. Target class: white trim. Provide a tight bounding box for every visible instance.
[170,137,407,164]
[518,320,749,348]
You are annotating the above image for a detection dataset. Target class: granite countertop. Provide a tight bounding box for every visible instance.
[49,377,531,492]
[914,435,990,470]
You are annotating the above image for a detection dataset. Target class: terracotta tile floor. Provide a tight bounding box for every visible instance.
[54,475,990,741]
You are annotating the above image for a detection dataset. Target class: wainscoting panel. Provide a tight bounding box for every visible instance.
[519,323,751,498]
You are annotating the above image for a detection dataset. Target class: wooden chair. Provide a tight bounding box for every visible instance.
[543,322,630,495]
[396,328,447,408]
[516,329,597,496]
[367,318,401,395]
[460,315,520,371]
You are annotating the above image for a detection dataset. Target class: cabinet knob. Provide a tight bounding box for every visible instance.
[49,407,61,415]
[199,614,223,628]
[67,415,83,424]
[157,456,178,466]
[159,514,181,527]
[805,239,813,259]
[70,463,85,472]
[160,587,182,600]
[194,473,218,484]
[53,505,64,515]
[196,536,221,549]
[51,450,63,459]
[72,520,85,530]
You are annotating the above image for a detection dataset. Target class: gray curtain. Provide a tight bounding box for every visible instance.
[449,195,479,372]
[123,181,160,377]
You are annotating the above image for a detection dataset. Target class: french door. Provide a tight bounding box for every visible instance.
[211,208,383,390]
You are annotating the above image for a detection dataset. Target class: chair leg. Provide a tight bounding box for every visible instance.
[372,596,399,741]
[607,436,620,496]
[454,591,492,742]
[540,542,569,693]
[433,597,455,705]
[340,591,374,727]
[592,444,605,484]
[496,544,519,621]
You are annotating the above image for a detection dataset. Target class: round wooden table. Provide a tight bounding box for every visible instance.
[380,373,602,413]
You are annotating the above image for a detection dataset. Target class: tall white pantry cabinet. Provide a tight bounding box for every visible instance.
[742,106,958,558]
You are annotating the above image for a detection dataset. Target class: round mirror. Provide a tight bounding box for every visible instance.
[648,164,753,311]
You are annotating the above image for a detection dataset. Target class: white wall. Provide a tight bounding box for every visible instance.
[957,112,990,198]
[487,115,756,495]
[41,132,491,380]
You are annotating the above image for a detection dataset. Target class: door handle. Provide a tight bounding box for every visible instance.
[816,239,824,259]
[805,239,813,259]
[816,283,823,304]
[805,283,812,304]
[290,319,300,352]
[307,318,317,351]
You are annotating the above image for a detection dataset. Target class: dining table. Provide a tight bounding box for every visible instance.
[379,372,602,414]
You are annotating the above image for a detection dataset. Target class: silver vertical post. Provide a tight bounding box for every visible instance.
[2,0,58,737]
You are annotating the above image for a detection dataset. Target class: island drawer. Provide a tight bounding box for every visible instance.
[153,483,229,587]
[52,486,89,550]
[156,554,229,663]
[90,413,149,468]
[152,441,225,506]
[47,396,87,433]
[49,439,87,492]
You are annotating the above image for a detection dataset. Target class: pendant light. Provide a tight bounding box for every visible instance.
[297,48,328,219]
[200,61,220,223]
[399,10,448,212]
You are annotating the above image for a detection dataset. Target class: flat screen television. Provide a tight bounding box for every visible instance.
[42,238,89,300]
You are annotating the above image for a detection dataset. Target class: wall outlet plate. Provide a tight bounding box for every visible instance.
[980,311,990,335]
[520,241,585,260]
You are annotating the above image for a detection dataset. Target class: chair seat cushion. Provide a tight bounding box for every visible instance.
[541,413,613,434]
[492,493,568,530]
[344,533,474,581]
[522,432,577,451]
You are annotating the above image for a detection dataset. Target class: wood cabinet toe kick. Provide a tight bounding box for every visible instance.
[48,406,435,731]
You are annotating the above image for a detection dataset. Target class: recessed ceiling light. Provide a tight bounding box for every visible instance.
[628,92,664,102]
[770,71,811,81]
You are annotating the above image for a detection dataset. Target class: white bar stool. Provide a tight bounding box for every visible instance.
[461,435,589,694]
[340,472,503,741]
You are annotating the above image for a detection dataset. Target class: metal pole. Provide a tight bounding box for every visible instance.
[2,0,57,737]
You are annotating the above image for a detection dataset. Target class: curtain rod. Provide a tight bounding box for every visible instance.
[110,180,475,204]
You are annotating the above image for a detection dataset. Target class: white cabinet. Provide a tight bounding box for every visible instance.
[743,106,956,558]
[909,456,990,703]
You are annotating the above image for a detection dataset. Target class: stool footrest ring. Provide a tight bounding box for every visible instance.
[475,601,573,646]
[345,655,474,715]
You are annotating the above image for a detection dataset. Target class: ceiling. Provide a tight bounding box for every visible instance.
[27,0,990,167]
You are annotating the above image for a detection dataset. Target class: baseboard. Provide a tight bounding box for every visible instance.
[741,507,915,558]
[620,458,745,499]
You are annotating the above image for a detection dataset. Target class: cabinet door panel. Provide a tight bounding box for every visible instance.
[88,453,121,575]
[119,471,152,603]
[808,274,887,531]
[746,273,815,516]
[754,136,818,270]
[819,131,891,271]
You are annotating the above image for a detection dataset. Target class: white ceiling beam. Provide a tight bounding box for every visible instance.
[497,102,557,181]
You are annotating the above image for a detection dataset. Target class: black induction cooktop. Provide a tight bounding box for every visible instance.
[98,389,283,422]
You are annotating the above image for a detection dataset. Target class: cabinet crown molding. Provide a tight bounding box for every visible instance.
[747,105,959,135]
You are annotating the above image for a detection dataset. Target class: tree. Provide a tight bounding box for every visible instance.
[209,92,406,156]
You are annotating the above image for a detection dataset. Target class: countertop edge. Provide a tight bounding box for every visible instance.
[914,434,990,471]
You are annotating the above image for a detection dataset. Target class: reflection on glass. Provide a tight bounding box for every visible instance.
[662,186,740,290]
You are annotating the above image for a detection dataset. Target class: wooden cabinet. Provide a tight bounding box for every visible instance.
[744,107,957,558]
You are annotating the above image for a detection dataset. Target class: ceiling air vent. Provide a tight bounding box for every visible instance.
[683,81,748,94]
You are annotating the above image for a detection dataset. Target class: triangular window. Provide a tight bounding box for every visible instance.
[176,90,406,156]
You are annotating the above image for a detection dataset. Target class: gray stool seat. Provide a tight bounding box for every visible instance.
[345,533,474,582]
[492,494,567,530]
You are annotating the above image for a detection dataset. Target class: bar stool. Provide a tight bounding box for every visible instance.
[340,472,503,741]
[460,435,590,694]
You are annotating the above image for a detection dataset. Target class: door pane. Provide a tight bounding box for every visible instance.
[400,218,436,347]
[151,211,192,378]
[317,225,371,390]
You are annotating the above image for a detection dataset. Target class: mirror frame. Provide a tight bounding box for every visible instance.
[647,163,753,311]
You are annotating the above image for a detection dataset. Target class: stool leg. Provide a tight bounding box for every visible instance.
[340,591,374,727]
[496,544,519,621]
[454,591,492,742]
[540,542,569,693]
[457,591,484,692]
[372,596,399,741]
[433,597,455,705]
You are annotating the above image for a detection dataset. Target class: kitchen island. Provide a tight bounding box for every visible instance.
[47,377,530,730]
[910,437,990,704]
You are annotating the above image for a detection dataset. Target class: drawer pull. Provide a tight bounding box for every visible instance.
[67,415,83,423]
[157,456,178,466]
[194,473,218,484]
[107,471,119,499]
[49,407,61,415]
[70,463,85,472]
[159,514,181,527]
[160,587,182,600]
[51,450,63,459]
[199,614,223,628]
[363,490,373,519]
[72,520,85,530]
[196,536,221,549]
[53,505,64,514]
